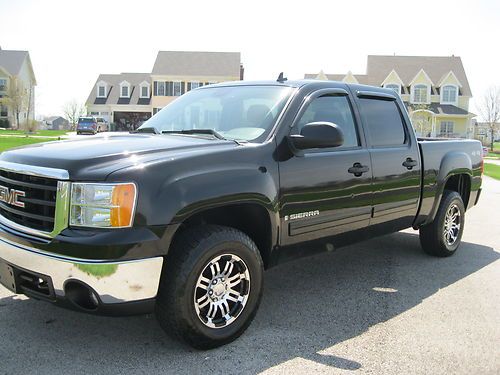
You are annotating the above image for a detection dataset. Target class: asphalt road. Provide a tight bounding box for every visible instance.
[0,178,499,375]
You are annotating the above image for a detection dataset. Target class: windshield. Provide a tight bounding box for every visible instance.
[78,117,95,124]
[139,85,293,142]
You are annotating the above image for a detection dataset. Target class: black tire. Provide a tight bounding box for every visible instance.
[155,225,264,349]
[419,190,465,257]
[76,131,80,135]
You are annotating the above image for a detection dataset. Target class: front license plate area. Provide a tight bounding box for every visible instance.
[0,260,17,293]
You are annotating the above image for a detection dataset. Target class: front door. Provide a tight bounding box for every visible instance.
[279,89,373,246]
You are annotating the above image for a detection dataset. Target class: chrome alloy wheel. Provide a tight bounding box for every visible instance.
[443,203,461,246]
[194,254,251,329]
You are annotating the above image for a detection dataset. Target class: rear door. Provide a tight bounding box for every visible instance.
[279,88,373,246]
[354,91,421,230]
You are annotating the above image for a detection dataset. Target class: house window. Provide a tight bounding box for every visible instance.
[121,85,129,98]
[440,121,454,137]
[0,79,7,91]
[90,111,99,115]
[153,107,162,115]
[173,82,182,96]
[191,81,200,90]
[413,84,428,103]
[97,85,106,98]
[0,104,7,117]
[441,85,457,103]
[384,84,401,95]
[141,85,149,98]
[155,81,165,96]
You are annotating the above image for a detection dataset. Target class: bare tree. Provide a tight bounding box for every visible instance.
[477,86,500,151]
[0,77,30,129]
[63,100,85,130]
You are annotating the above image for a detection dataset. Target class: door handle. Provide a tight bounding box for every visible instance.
[402,158,418,170]
[348,163,370,177]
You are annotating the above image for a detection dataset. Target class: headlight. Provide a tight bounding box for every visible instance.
[70,183,137,228]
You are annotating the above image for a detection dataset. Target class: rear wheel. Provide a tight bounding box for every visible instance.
[419,190,465,257]
[155,225,264,349]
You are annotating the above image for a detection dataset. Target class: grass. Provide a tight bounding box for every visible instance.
[486,152,500,159]
[484,163,500,180]
[0,129,69,137]
[0,137,56,152]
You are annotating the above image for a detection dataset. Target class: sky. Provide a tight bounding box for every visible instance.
[0,0,499,119]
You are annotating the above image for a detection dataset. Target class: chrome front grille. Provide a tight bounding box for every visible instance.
[0,161,70,238]
[0,170,58,232]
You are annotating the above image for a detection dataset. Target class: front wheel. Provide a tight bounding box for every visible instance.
[419,190,465,257]
[155,225,264,349]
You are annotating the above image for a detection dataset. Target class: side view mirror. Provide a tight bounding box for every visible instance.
[288,122,344,150]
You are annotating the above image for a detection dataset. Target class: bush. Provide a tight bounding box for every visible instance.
[0,119,11,128]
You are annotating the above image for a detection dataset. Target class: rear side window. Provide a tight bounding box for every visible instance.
[357,98,406,147]
[293,95,359,149]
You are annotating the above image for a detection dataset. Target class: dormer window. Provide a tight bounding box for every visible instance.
[96,81,107,98]
[120,81,130,98]
[441,85,458,104]
[384,83,401,95]
[412,84,429,103]
[139,81,150,98]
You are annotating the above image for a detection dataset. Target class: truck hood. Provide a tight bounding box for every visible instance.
[0,134,237,180]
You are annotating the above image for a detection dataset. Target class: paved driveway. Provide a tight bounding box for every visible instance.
[0,178,499,375]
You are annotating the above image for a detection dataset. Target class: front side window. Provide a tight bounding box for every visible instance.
[141,86,293,142]
[442,85,457,103]
[413,84,428,103]
[440,121,454,137]
[97,85,106,97]
[292,95,359,149]
[358,98,406,147]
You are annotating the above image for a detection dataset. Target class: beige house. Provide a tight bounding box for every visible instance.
[0,47,37,128]
[305,55,475,138]
[86,51,243,129]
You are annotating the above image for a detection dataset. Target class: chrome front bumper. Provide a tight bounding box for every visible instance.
[0,235,163,304]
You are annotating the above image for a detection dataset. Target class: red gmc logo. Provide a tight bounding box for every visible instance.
[0,185,25,208]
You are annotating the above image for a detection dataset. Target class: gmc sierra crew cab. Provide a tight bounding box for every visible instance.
[0,79,483,349]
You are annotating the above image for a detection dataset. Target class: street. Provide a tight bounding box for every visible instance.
[0,177,498,375]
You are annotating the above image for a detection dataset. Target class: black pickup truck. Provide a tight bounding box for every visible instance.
[0,79,483,348]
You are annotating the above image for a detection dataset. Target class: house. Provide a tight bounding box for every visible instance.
[86,73,152,130]
[151,51,242,114]
[305,55,475,138]
[473,119,500,145]
[86,51,243,130]
[45,116,69,130]
[0,47,37,129]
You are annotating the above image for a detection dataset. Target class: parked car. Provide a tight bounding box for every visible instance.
[77,116,107,135]
[0,79,483,349]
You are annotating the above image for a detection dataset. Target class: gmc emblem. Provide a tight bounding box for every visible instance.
[0,185,25,208]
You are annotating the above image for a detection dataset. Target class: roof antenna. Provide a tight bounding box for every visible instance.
[277,72,287,83]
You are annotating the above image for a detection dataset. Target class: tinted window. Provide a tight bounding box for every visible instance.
[293,95,359,148]
[357,98,406,146]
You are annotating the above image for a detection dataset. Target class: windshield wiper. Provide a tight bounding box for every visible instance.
[161,129,227,140]
[132,127,160,134]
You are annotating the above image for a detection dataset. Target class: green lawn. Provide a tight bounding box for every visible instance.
[484,163,500,180]
[0,137,56,152]
[0,129,69,137]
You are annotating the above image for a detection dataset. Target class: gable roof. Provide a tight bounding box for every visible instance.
[305,55,472,96]
[365,55,471,96]
[152,51,241,77]
[86,72,151,106]
[0,50,29,76]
